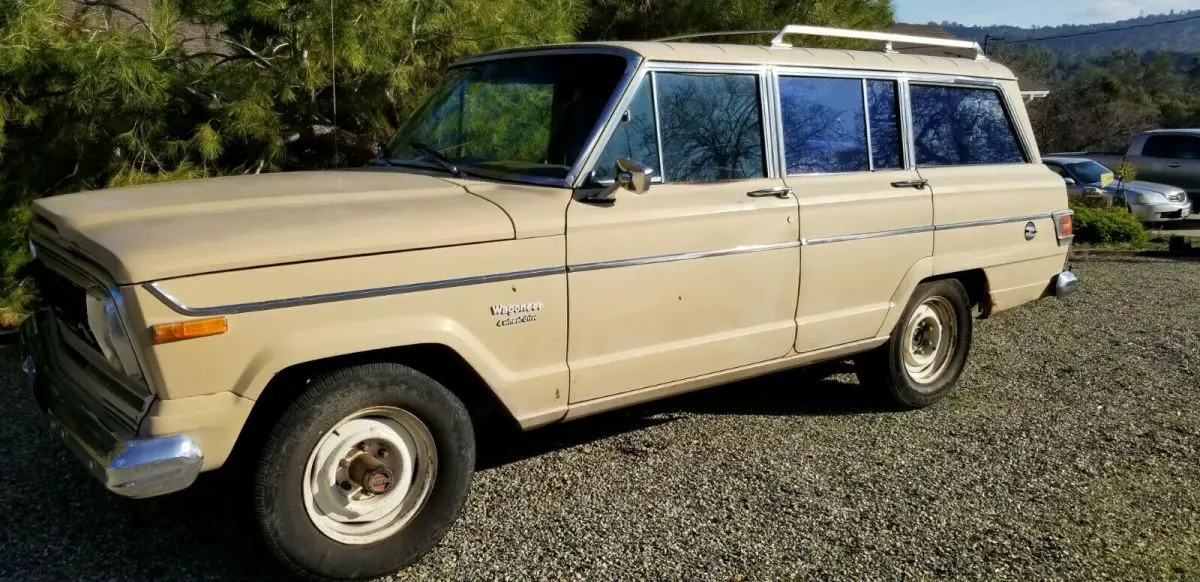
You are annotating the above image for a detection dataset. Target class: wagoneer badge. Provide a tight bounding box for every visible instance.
[490,302,542,327]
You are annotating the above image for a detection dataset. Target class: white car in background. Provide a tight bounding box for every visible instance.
[1043,156,1193,222]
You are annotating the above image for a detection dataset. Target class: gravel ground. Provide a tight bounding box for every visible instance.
[1,257,1198,581]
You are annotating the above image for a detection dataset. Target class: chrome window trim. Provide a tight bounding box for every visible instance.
[573,65,651,189]
[907,80,1033,168]
[775,73,911,176]
[420,47,644,189]
[862,79,875,172]
[650,72,666,180]
[574,61,775,186]
[644,64,774,183]
[899,78,916,170]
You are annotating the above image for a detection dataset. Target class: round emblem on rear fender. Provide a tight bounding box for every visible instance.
[1024,222,1037,241]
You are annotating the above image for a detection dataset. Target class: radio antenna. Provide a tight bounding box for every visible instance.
[329,0,338,164]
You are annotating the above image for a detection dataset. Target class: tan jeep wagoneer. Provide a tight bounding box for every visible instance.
[19,25,1077,580]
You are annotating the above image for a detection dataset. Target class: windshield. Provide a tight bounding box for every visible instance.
[386,54,631,182]
[1064,160,1112,184]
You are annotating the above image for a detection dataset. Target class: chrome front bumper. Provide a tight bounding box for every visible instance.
[20,316,203,499]
[1053,269,1079,298]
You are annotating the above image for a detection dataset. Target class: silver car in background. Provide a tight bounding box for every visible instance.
[1043,156,1193,222]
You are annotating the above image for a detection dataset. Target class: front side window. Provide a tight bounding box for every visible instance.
[656,72,765,183]
[386,54,630,180]
[910,85,1025,167]
[592,78,659,182]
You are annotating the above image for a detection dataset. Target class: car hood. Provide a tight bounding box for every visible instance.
[1105,180,1186,197]
[32,169,516,284]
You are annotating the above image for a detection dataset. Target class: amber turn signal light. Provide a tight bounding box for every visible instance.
[152,316,228,344]
[1056,214,1073,237]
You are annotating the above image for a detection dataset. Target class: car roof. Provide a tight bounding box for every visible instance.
[1042,157,1101,165]
[1142,128,1200,136]
[455,41,1019,81]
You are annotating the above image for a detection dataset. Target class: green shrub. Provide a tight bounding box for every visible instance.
[1070,203,1148,245]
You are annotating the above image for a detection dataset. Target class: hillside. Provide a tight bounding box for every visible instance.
[936,11,1200,58]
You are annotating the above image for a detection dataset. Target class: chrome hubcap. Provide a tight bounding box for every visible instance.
[901,296,957,387]
[302,406,437,545]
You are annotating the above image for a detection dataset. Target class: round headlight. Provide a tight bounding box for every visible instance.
[84,287,142,381]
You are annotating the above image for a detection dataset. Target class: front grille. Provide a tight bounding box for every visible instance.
[32,261,102,353]
[1168,192,1186,203]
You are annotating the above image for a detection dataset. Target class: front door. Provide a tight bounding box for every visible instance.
[565,69,799,404]
[776,74,933,353]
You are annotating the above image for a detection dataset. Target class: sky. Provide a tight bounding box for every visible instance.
[895,0,1200,27]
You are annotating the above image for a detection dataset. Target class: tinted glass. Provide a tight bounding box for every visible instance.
[657,72,765,182]
[592,78,659,182]
[1065,160,1112,183]
[910,85,1025,166]
[1144,135,1200,159]
[780,77,868,174]
[867,80,903,170]
[387,54,629,179]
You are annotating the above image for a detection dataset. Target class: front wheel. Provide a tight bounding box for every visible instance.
[855,279,973,409]
[255,363,475,581]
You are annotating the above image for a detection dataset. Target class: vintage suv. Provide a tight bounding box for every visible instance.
[20,25,1077,581]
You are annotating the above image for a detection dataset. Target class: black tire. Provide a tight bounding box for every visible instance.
[854,279,973,409]
[255,363,475,581]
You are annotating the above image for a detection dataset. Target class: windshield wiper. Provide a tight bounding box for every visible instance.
[408,141,463,177]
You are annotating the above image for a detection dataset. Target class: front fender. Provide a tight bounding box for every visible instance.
[123,238,570,428]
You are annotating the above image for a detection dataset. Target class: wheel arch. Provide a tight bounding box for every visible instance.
[877,258,992,337]
[227,343,522,475]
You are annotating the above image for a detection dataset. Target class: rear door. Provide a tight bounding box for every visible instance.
[1137,133,1200,193]
[774,72,933,353]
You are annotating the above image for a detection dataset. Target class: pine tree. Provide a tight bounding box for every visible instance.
[0,0,897,322]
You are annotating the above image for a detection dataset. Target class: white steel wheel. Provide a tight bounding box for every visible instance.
[901,295,958,387]
[302,406,438,545]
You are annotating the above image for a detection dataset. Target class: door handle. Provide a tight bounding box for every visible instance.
[747,186,793,198]
[891,179,929,189]
[1168,163,1182,168]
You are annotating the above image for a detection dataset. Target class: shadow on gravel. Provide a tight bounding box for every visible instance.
[477,359,878,470]
[0,347,876,581]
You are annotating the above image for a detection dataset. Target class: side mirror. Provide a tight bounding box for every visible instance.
[614,158,651,195]
[1063,177,1076,186]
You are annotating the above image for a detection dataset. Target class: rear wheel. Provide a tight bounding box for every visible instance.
[855,279,973,409]
[255,363,475,581]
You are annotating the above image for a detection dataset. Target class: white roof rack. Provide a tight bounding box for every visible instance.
[769,25,988,61]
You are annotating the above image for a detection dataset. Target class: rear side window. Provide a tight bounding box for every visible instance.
[778,77,903,174]
[866,80,903,170]
[1143,135,1200,160]
[780,77,868,174]
[910,85,1025,166]
[656,72,765,183]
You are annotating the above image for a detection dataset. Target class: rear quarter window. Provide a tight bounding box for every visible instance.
[910,85,1026,167]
